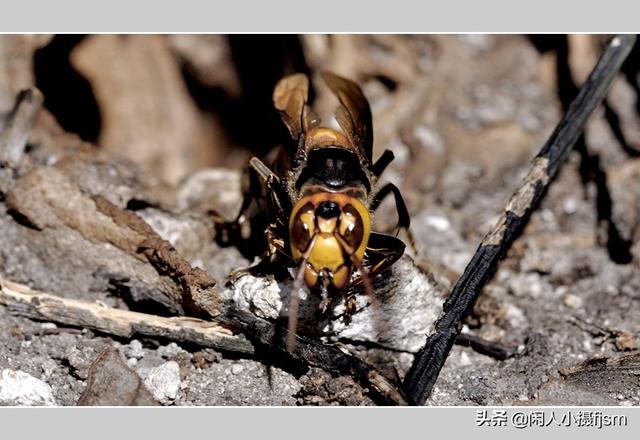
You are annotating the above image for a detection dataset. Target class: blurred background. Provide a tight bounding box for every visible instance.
[0,35,588,182]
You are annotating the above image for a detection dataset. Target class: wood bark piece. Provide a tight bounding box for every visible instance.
[0,277,254,354]
[403,34,637,405]
[92,195,222,317]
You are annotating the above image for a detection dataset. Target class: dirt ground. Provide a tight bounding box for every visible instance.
[1,34,639,406]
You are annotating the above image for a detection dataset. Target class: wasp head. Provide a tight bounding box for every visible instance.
[289,193,371,291]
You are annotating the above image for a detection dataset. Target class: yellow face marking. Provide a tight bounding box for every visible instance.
[317,217,338,234]
[300,210,315,229]
[339,211,356,235]
[331,265,351,291]
[289,192,371,290]
[303,263,318,288]
[308,234,344,272]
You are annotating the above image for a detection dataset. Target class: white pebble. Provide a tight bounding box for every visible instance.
[424,215,451,232]
[563,198,577,214]
[564,294,583,309]
[158,342,183,359]
[0,369,56,406]
[126,340,145,360]
[505,303,526,328]
[144,362,181,402]
[40,359,58,378]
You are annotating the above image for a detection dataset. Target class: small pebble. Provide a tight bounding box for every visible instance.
[614,331,637,351]
[40,359,58,378]
[126,340,145,360]
[505,303,526,328]
[541,209,555,223]
[563,198,577,215]
[424,215,451,231]
[158,342,183,359]
[144,362,181,403]
[563,294,583,309]
[0,369,56,406]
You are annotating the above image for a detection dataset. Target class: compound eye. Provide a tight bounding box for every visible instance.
[290,202,315,252]
[339,204,364,249]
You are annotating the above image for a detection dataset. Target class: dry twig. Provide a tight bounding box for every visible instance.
[0,277,254,354]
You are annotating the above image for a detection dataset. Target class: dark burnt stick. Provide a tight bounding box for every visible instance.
[403,34,637,406]
[455,333,521,361]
